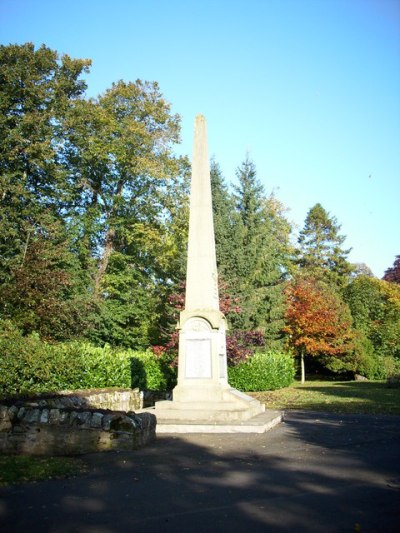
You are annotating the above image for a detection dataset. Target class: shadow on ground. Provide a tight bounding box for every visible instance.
[0,411,399,532]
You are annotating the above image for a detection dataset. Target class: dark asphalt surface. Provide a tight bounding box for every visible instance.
[1,411,399,532]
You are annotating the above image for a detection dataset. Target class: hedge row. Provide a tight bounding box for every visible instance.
[228,351,295,391]
[0,322,174,397]
[0,322,294,397]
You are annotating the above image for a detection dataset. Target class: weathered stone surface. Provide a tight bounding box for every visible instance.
[10,388,144,411]
[23,409,40,424]
[0,401,156,456]
[109,414,135,432]
[90,412,103,428]
[49,408,61,424]
[39,409,49,423]
[0,388,155,455]
[8,405,19,421]
[0,406,11,431]
[74,411,91,428]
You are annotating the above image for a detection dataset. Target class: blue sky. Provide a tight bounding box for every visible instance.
[1,0,399,277]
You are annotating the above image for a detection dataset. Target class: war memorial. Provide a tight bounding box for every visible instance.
[152,115,281,433]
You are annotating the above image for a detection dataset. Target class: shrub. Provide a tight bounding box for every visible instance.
[130,351,169,391]
[228,351,295,391]
[0,322,86,396]
[0,321,171,396]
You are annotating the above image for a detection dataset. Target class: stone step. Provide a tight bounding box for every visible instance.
[152,401,265,422]
[155,410,283,434]
[155,400,249,411]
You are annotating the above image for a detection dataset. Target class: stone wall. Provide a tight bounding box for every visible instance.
[0,389,156,456]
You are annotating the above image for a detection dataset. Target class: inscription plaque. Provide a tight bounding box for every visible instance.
[185,339,212,378]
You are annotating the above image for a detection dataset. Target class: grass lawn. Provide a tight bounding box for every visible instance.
[251,380,400,416]
[0,456,88,486]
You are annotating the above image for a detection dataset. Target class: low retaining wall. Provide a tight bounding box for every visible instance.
[18,387,144,411]
[0,389,156,455]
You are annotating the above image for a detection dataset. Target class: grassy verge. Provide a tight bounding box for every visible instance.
[0,456,88,486]
[251,380,400,415]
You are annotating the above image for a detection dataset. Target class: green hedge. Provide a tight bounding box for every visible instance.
[228,351,295,392]
[0,321,173,397]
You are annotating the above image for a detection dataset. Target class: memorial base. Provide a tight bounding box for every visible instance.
[154,386,265,423]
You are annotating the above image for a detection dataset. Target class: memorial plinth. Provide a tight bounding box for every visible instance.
[153,115,277,432]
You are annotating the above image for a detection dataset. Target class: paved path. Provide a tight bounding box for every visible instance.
[1,411,399,532]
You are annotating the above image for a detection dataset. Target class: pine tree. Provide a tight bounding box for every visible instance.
[297,203,353,288]
[228,156,291,347]
[210,159,244,287]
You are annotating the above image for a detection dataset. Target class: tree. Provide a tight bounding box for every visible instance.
[383,255,400,284]
[297,203,353,288]
[351,263,375,278]
[0,218,91,340]
[284,275,354,383]
[62,80,187,295]
[62,80,189,347]
[210,159,243,281]
[344,276,400,369]
[229,156,291,346]
[210,159,247,332]
[1,43,189,347]
[0,43,92,339]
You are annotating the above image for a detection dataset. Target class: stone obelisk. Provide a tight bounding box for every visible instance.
[173,114,229,401]
[154,115,266,428]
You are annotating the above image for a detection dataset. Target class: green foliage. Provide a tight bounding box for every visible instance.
[211,157,291,348]
[0,321,172,396]
[63,79,188,301]
[0,321,84,395]
[0,43,92,341]
[0,43,189,348]
[344,276,400,362]
[297,203,353,288]
[130,351,172,391]
[228,351,295,392]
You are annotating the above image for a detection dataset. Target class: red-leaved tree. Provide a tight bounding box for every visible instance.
[383,255,400,284]
[284,275,354,383]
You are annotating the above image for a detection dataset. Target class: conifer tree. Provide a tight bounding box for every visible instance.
[210,160,244,287]
[228,156,291,347]
[297,203,353,288]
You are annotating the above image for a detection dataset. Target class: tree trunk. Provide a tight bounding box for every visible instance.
[300,349,306,384]
[93,180,123,298]
[94,226,115,298]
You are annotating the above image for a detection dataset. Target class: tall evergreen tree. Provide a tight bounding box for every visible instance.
[228,156,291,347]
[297,203,353,288]
[210,159,244,286]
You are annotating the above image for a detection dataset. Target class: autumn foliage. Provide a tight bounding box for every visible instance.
[284,275,354,380]
[383,255,400,284]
